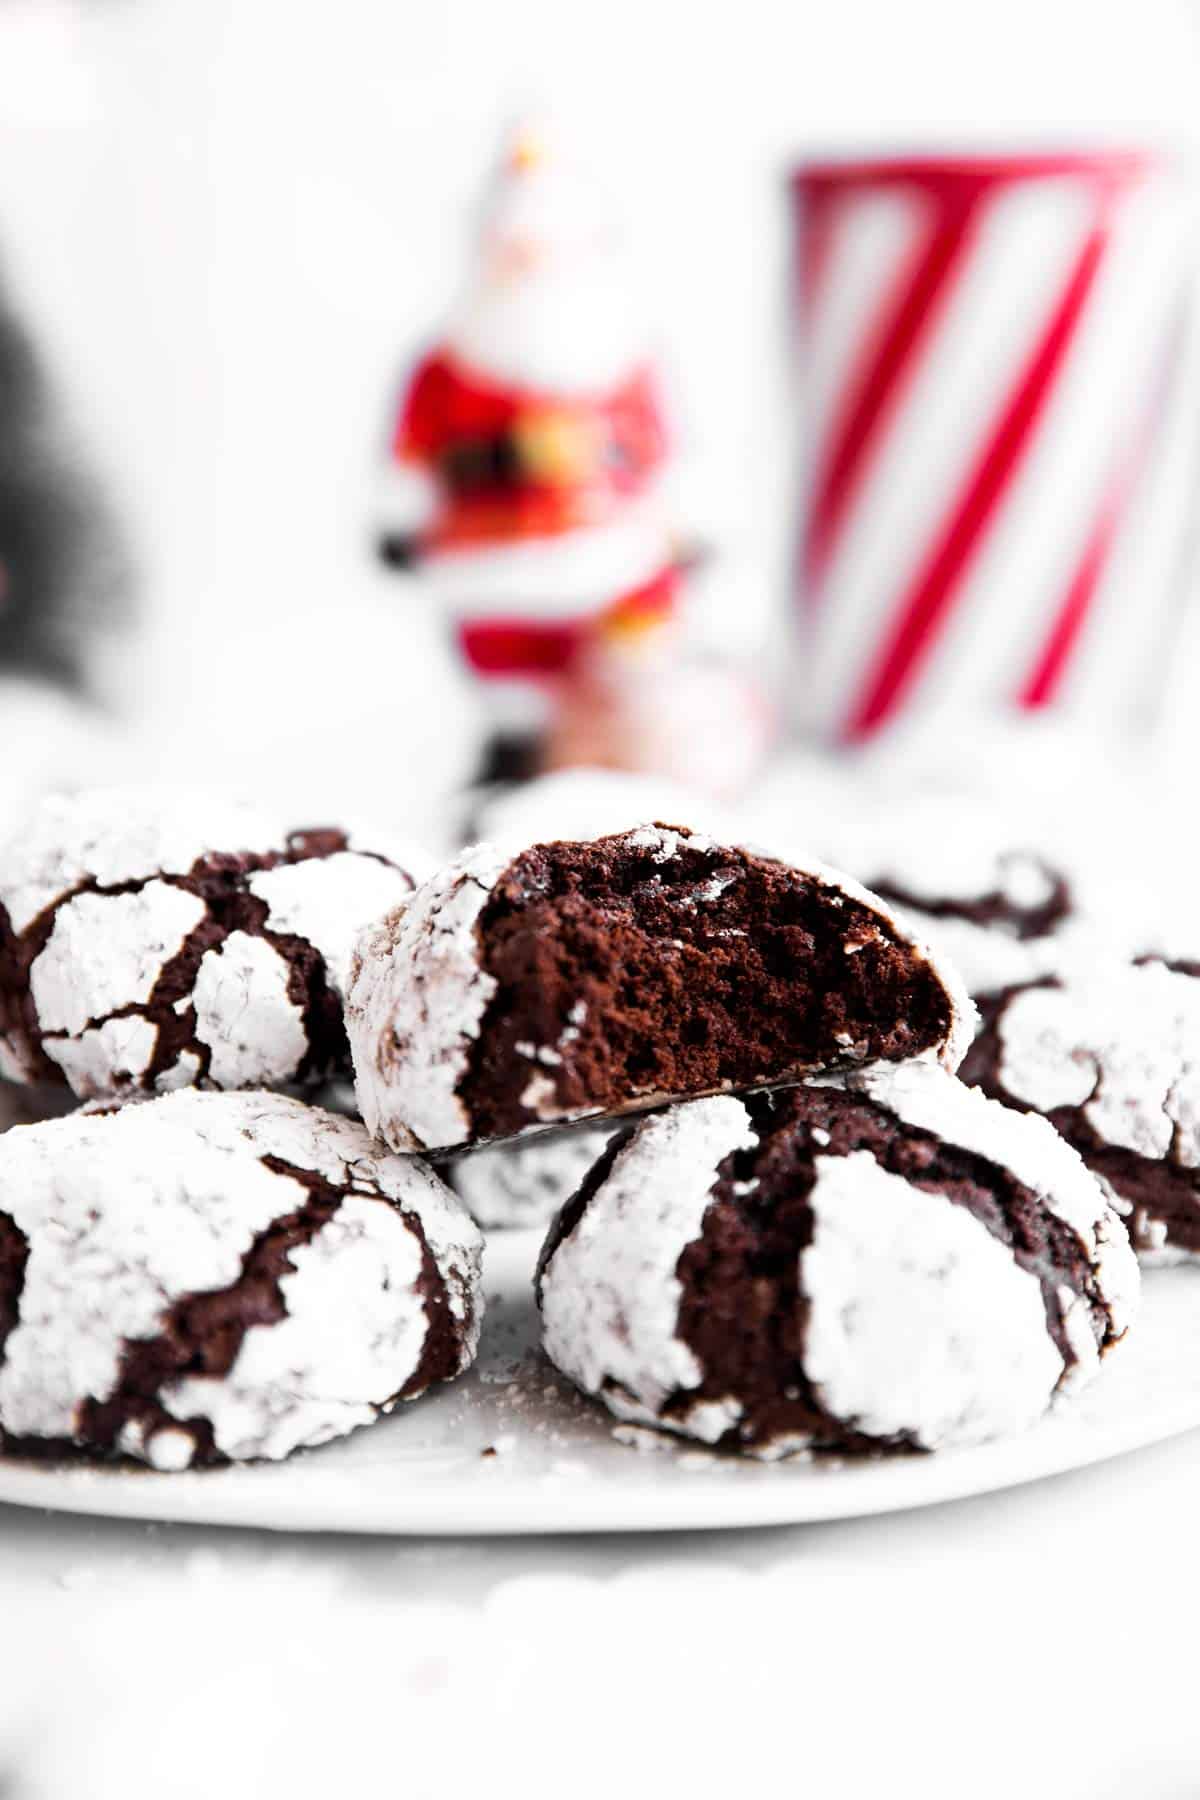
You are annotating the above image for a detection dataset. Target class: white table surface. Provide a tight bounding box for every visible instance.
[0,1423,1195,1799]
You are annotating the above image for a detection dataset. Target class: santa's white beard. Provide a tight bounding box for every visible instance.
[448,270,650,396]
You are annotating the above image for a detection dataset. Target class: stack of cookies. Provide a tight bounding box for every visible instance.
[0,786,1140,1469]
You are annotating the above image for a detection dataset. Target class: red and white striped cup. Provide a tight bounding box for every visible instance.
[790,151,1200,742]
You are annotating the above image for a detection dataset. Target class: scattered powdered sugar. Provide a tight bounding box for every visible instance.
[801,1151,1067,1448]
[624,824,717,863]
[0,1090,483,1464]
[673,1395,745,1442]
[346,843,513,1153]
[539,1098,756,1435]
[520,1071,560,1118]
[611,1422,681,1454]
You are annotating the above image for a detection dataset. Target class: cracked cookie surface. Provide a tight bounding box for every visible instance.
[536,1066,1136,1456]
[961,962,1200,1260]
[0,788,430,1099]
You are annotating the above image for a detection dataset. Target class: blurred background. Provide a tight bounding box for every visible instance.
[1,0,1199,840]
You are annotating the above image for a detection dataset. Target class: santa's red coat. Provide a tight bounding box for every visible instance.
[393,349,670,549]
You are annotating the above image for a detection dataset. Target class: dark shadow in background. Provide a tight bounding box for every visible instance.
[0,260,130,700]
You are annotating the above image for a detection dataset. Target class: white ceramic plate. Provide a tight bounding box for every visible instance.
[0,1234,1195,1535]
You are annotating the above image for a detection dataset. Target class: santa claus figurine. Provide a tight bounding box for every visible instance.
[377,119,686,780]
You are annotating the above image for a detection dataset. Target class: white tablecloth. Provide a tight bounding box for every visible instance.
[0,1426,1195,1799]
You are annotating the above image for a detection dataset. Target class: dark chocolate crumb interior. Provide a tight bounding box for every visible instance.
[460,830,954,1140]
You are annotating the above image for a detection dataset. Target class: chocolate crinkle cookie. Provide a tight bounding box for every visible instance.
[961,961,1200,1262]
[535,1067,1137,1457]
[346,823,974,1155]
[0,1090,482,1468]
[863,835,1083,998]
[444,1121,623,1230]
[0,787,431,1100]
[838,798,1178,1002]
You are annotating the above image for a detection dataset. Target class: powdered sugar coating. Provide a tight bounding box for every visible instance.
[247,851,426,993]
[30,885,207,1035]
[994,966,1200,1167]
[192,933,309,1089]
[883,903,1121,1003]
[777,785,1135,1002]
[0,788,282,937]
[802,1151,1066,1447]
[447,1121,621,1229]
[0,1090,482,1466]
[347,843,512,1153]
[44,1017,161,1093]
[866,828,1063,911]
[348,823,975,1156]
[0,787,429,1101]
[538,1099,756,1440]
[839,1061,1138,1335]
[986,963,1200,1262]
[161,1199,429,1462]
